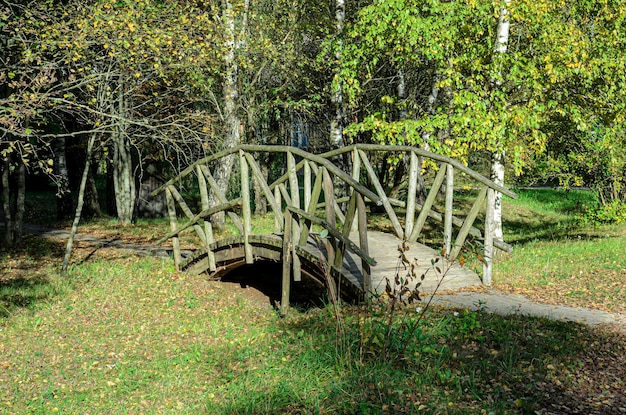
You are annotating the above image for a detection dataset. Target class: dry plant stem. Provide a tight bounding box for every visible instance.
[400,257,453,358]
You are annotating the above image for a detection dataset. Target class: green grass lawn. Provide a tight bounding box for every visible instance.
[494,189,626,313]
[1,188,625,414]
[1,248,624,414]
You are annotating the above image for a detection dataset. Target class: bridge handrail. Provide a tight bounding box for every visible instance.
[152,144,516,200]
[154,143,518,311]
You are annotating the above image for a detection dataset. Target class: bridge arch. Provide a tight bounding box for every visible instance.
[153,144,516,313]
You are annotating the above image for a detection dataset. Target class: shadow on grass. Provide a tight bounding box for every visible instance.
[0,235,65,318]
[265,307,626,414]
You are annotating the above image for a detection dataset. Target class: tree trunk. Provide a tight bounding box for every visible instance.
[83,165,101,218]
[330,0,345,150]
[53,136,73,220]
[2,158,12,248]
[208,0,243,229]
[13,161,25,245]
[490,0,511,243]
[112,81,135,226]
[63,134,96,272]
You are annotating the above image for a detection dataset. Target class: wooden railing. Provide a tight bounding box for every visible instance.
[153,144,516,306]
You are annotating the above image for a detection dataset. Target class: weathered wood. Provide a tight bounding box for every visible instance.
[287,206,376,267]
[483,188,495,285]
[358,149,405,239]
[154,145,384,206]
[298,168,324,247]
[444,163,454,255]
[196,165,216,272]
[198,165,245,234]
[351,148,361,232]
[450,186,488,260]
[304,161,312,214]
[408,165,447,242]
[274,186,282,234]
[321,167,337,266]
[165,188,181,270]
[334,190,358,269]
[244,152,283,225]
[156,200,242,244]
[405,151,419,237]
[287,151,302,282]
[356,192,371,293]
[281,209,293,316]
[239,151,253,264]
[318,144,517,198]
[167,185,207,243]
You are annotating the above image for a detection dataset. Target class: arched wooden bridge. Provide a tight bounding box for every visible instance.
[153,144,516,313]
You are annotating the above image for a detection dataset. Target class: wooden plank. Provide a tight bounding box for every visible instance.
[156,200,242,244]
[322,167,336,266]
[483,188,495,285]
[239,150,253,264]
[198,165,244,234]
[304,161,312,214]
[358,149,404,239]
[281,208,293,316]
[167,185,206,243]
[333,190,357,269]
[357,192,371,293]
[287,206,376,266]
[287,151,302,282]
[165,188,181,270]
[154,144,515,201]
[444,163,454,256]
[244,152,283,225]
[351,148,361,232]
[274,186,282,234]
[298,167,324,246]
[408,165,447,242]
[450,186,488,260]
[405,151,419,237]
[196,165,216,272]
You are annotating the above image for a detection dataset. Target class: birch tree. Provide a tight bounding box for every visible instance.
[490,0,512,243]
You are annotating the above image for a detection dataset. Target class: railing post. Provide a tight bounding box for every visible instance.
[274,186,282,234]
[239,150,253,264]
[197,165,216,272]
[483,188,495,285]
[287,151,302,282]
[444,163,454,256]
[405,151,419,238]
[304,160,311,215]
[351,148,361,232]
[281,208,293,316]
[357,192,371,295]
[165,188,181,271]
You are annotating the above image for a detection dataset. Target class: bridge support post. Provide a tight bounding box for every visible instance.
[483,188,495,285]
[281,208,293,316]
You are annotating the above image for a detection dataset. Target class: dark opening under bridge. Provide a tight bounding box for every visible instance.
[153,144,516,313]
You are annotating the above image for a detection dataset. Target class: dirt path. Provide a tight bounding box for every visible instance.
[427,290,624,330]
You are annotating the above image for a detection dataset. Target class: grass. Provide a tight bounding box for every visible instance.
[494,189,626,313]
[1,250,624,414]
[1,187,625,413]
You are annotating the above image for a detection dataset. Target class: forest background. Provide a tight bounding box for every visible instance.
[1,0,625,247]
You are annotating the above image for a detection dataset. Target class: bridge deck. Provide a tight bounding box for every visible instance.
[181,230,480,300]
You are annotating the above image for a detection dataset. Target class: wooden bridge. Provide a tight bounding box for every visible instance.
[153,144,516,313]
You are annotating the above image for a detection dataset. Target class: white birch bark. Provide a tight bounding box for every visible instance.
[208,0,243,229]
[490,0,511,243]
[329,0,345,149]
